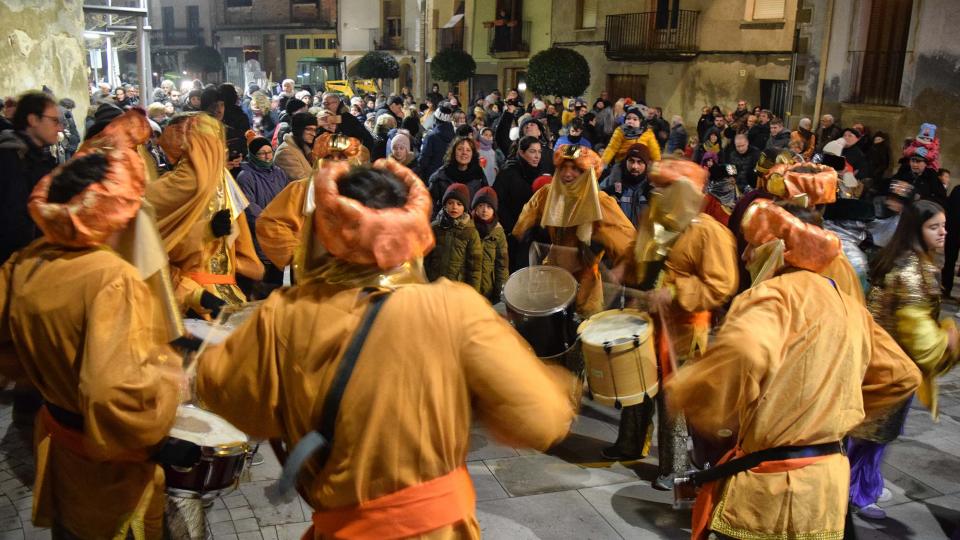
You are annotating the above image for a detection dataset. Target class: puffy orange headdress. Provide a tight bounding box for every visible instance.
[157,112,207,165]
[28,109,149,247]
[312,132,369,165]
[741,199,841,274]
[649,158,707,191]
[761,162,838,207]
[312,158,435,270]
[553,144,602,177]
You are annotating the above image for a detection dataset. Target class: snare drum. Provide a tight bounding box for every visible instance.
[578,309,658,408]
[502,265,578,359]
[164,405,250,498]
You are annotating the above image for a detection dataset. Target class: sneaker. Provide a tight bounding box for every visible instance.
[652,474,675,491]
[856,503,887,520]
[877,487,893,503]
[600,445,644,461]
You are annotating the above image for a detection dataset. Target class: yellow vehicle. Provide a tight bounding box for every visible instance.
[354,79,379,96]
[324,80,354,98]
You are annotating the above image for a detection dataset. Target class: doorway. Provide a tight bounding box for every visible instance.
[606,74,647,102]
[760,79,788,119]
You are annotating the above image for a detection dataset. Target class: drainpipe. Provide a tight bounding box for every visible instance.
[812,0,834,126]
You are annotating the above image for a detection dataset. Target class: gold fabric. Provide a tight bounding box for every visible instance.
[0,241,181,539]
[513,187,636,316]
[741,199,841,276]
[867,251,959,418]
[539,166,603,244]
[256,178,309,269]
[667,270,921,538]
[274,133,315,182]
[195,280,575,539]
[630,178,704,286]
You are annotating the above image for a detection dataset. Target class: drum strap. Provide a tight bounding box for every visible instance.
[268,290,391,503]
[682,441,842,487]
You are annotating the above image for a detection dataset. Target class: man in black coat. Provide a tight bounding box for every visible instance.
[320,92,375,152]
[219,83,252,160]
[724,133,760,192]
[0,91,60,263]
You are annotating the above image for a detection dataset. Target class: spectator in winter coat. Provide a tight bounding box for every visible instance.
[665,115,688,154]
[425,183,482,290]
[599,143,651,227]
[419,102,455,181]
[387,129,419,172]
[476,127,502,186]
[724,133,761,191]
[764,117,792,152]
[747,109,772,150]
[271,98,307,148]
[427,136,489,215]
[694,127,722,165]
[274,112,317,182]
[494,136,544,272]
[815,114,843,153]
[554,118,593,150]
[236,131,290,292]
[219,83,252,160]
[471,187,509,303]
[319,92,376,152]
[372,114,397,162]
[602,104,661,166]
[58,98,80,160]
[790,117,817,160]
[840,127,869,179]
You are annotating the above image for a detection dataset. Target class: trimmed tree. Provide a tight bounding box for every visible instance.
[526,47,590,97]
[355,51,400,80]
[184,45,224,78]
[430,47,477,85]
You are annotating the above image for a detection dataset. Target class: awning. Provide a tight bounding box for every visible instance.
[442,13,464,28]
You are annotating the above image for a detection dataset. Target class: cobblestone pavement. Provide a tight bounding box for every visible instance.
[0,360,959,538]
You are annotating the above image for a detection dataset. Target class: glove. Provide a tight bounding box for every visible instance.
[915,146,928,158]
[210,209,232,238]
[200,291,227,318]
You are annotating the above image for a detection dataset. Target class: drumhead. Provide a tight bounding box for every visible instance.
[503,265,578,316]
[170,405,248,447]
[580,310,650,347]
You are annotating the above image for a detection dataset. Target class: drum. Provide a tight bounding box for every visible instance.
[164,405,251,498]
[578,309,658,409]
[502,265,578,359]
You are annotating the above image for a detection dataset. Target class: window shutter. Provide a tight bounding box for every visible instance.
[753,0,785,19]
[580,0,598,28]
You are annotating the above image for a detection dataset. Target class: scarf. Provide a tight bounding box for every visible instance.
[567,134,582,144]
[247,153,273,170]
[621,125,642,139]
[444,163,483,184]
[473,212,497,238]
[439,210,472,230]
[477,137,493,151]
[540,166,602,244]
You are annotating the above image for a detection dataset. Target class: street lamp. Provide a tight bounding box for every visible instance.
[517,81,527,93]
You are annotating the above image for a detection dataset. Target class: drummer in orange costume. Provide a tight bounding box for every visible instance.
[146,112,264,318]
[512,145,636,316]
[195,159,573,539]
[606,159,739,492]
[256,132,369,273]
[668,201,919,539]
[0,110,182,539]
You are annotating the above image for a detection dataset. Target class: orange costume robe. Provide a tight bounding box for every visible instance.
[196,279,574,539]
[256,178,309,269]
[668,270,920,539]
[0,242,181,539]
[512,186,635,316]
[146,114,263,314]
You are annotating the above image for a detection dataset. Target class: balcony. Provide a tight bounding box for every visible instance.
[605,10,699,61]
[158,28,205,47]
[376,34,403,51]
[487,20,530,59]
[438,26,463,51]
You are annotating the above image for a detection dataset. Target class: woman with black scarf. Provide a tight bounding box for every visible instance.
[427,136,488,215]
[494,135,545,271]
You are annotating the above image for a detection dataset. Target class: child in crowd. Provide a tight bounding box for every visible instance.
[601,103,661,166]
[471,187,509,303]
[425,183,482,291]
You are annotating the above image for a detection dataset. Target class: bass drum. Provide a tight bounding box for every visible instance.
[502,265,579,359]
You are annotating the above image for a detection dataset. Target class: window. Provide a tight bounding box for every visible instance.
[314,38,325,49]
[293,0,315,4]
[576,0,597,29]
[753,0,785,20]
[285,39,298,50]
[226,0,252,7]
[161,6,174,31]
[386,17,402,38]
[186,5,199,29]
[327,38,337,49]
[299,38,310,49]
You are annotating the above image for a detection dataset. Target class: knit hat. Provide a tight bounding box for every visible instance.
[471,186,498,212]
[624,105,643,121]
[285,98,307,116]
[822,139,845,157]
[84,103,125,140]
[625,143,651,165]
[291,112,318,137]
[842,127,862,139]
[442,183,470,208]
[434,101,453,123]
[245,129,271,156]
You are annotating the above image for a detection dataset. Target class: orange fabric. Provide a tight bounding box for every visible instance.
[38,406,149,463]
[313,159,435,270]
[553,144,602,177]
[691,448,832,540]
[649,159,708,191]
[29,110,149,248]
[304,466,475,540]
[312,132,367,164]
[185,272,238,286]
[764,163,838,206]
[741,199,841,273]
[657,310,710,380]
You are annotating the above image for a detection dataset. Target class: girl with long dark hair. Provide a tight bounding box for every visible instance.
[426,136,488,215]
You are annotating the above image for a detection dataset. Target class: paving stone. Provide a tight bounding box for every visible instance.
[274,522,310,540]
[228,506,255,521]
[247,446,282,482]
[0,530,23,540]
[22,530,49,540]
[884,440,960,495]
[259,526,278,540]
[210,519,236,535]
[871,498,959,539]
[240,481,305,526]
[478,490,621,539]
[207,508,233,525]
[223,494,248,509]
[234,517,260,533]
[236,532,263,540]
[880,462,943,507]
[212,534,238,540]
[486,453,638,497]
[577,481,689,539]
[467,462,508,502]
[0,517,19,533]
[467,429,519,462]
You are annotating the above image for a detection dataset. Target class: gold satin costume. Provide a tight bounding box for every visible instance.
[146,113,263,315]
[669,270,920,539]
[255,178,309,269]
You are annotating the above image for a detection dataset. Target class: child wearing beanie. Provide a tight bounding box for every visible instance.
[601,103,661,166]
[425,183,482,291]
[471,186,509,303]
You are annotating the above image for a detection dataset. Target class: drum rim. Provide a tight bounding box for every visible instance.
[577,308,652,350]
[172,404,250,448]
[502,265,579,316]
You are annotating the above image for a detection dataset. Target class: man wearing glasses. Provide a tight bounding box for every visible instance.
[733,99,749,123]
[0,91,60,264]
[319,92,375,152]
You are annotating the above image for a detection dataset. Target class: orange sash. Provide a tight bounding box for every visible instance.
[185,272,237,285]
[304,466,475,540]
[38,405,149,463]
[690,447,832,539]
